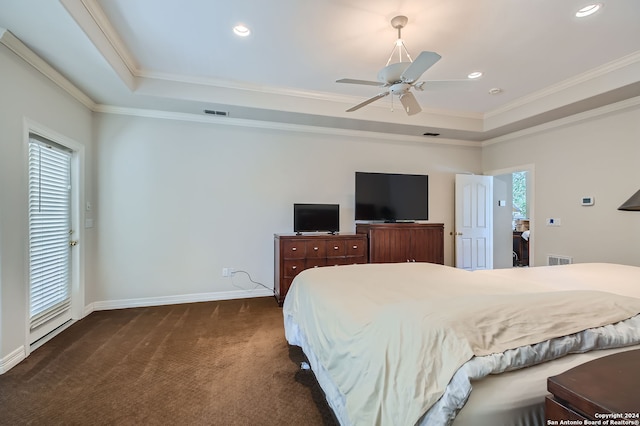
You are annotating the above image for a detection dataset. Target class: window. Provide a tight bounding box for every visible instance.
[512,171,528,220]
[28,135,72,333]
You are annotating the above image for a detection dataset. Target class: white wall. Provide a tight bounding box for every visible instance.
[0,44,94,363]
[483,103,640,266]
[493,174,513,269]
[92,113,482,304]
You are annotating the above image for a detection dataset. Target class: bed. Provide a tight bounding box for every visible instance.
[282,262,640,426]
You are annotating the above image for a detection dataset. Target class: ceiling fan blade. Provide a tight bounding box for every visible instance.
[346,92,390,112]
[401,51,442,83]
[399,92,422,116]
[336,78,384,87]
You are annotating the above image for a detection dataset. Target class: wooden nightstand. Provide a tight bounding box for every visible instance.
[546,349,640,421]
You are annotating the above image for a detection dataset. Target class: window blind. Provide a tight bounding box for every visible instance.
[28,137,72,330]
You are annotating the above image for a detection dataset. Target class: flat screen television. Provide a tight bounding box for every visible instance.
[355,172,428,222]
[293,203,340,234]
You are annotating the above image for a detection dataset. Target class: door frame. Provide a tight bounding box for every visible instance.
[485,163,535,267]
[23,118,85,353]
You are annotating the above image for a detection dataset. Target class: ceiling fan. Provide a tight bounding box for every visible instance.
[337,15,468,116]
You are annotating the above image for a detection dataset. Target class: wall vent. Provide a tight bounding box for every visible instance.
[547,255,573,266]
[204,109,229,116]
[423,132,440,137]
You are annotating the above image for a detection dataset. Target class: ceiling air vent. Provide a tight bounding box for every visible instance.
[204,109,229,117]
[423,132,440,137]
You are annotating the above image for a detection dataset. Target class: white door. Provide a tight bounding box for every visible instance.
[455,174,493,270]
[28,136,74,343]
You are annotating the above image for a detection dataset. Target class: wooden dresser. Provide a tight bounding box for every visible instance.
[356,223,444,264]
[546,349,640,421]
[274,233,367,305]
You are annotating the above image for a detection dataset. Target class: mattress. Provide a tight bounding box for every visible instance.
[283,262,640,426]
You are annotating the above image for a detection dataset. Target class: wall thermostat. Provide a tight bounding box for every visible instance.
[581,196,595,206]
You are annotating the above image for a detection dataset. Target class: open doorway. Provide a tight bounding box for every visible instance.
[490,165,534,269]
[511,171,530,267]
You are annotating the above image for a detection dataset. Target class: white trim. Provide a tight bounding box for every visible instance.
[485,50,640,119]
[0,30,95,109]
[59,0,137,90]
[94,104,481,148]
[482,95,640,147]
[23,118,86,354]
[485,164,536,267]
[88,289,274,312]
[0,346,26,374]
[29,319,77,353]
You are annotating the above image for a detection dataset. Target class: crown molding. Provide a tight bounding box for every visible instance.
[485,50,640,121]
[0,29,96,109]
[94,104,480,148]
[482,95,640,147]
[137,70,484,121]
[60,0,138,90]
[5,20,638,148]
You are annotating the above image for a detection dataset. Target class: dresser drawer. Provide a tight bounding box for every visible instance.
[304,240,326,258]
[344,238,366,258]
[326,239,367,258]
[305,258,327,269]
[282,259,305,278]
[545,396,586,422]
[281,240,306,259]
[327,256,366,267]
[275,233,368,306]
[326,240,347,257]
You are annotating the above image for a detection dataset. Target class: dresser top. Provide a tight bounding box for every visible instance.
[274,232,362,238]
[547,349,640,414]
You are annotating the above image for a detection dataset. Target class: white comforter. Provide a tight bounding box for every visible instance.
[283,262,640,426]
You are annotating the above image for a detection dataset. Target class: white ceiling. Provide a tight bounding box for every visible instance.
[1,0,640,141]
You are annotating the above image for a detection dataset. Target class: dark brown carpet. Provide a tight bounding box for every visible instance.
[0,297,338,425]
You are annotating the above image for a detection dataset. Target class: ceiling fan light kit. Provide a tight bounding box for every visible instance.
[576,3,602,18]
[232,24,251,37]
[337,15,473,116]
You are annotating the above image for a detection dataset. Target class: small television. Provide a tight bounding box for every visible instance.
[355,172,428,222]
[293,203,340,234]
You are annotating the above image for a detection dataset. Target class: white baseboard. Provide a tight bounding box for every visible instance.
[87,288,275,312]
[0,346,26,374]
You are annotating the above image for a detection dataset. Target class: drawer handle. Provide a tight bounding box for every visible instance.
[292,266,297,270]
[313,247,319,251]
[291,247,297,251]
[334,246,339,250]
[352,245,358,249]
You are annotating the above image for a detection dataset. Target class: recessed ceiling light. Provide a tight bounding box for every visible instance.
[575,3,602,18]
[468,71,483,79]
[233,24,251,37]
[488,88,503,95]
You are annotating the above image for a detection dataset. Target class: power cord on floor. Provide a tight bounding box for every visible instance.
[230,270,275,294]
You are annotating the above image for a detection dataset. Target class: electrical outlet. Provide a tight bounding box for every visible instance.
[546,218,562,226]
[222,268,232,277]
